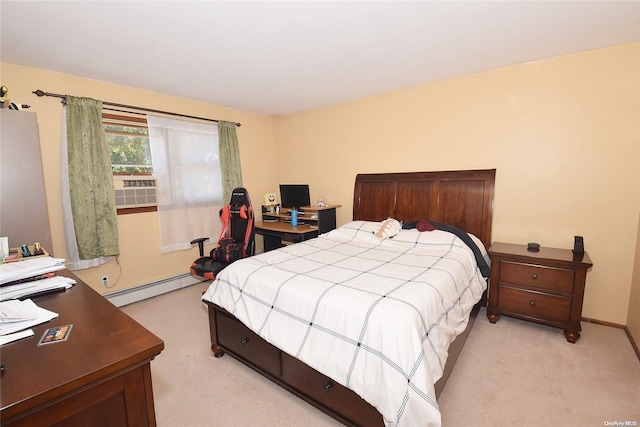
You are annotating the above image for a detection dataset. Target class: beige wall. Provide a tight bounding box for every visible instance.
[2,42,638,326]
[275,43,640,325]
[629,208,640,346]
[1,63,279,292]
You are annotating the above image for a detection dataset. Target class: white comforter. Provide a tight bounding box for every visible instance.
[202,220,488,427]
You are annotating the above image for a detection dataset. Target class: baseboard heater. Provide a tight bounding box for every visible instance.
[104,273,206,307]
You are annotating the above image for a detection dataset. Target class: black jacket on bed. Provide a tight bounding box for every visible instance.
[402,220,491,278]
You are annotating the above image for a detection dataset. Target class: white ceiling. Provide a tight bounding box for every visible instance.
[2,1,639,117]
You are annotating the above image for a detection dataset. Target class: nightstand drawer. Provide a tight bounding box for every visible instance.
[500,261,574,293]
[498,286,571,323]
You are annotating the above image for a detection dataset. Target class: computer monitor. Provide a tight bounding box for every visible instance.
[279,184,310,210]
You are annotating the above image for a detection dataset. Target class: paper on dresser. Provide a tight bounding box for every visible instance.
[0,276,76,301]
[0,329,34,346]
[0,299,59,335]
[0,256,66,285]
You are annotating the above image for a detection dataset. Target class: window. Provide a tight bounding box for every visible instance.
[103,113,152,174]
[147,115,223,253]
[103,113,157,214]
[146,115,223,208]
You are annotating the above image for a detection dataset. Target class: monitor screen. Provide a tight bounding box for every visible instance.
[279,184,310,209]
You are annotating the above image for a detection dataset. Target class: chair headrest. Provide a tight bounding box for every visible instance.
[229,187,252,208]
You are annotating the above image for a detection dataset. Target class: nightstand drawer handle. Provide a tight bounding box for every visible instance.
[530,301,535,307]
[240,338,249,345]
[531,274,538,279]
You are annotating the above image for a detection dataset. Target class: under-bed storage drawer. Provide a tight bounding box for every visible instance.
[216,311,281,377]
[281,352,382,426]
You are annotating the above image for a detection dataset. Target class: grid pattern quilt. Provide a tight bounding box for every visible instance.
[202,220,488,427]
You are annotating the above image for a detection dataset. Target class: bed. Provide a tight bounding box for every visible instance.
[202,169,496,427]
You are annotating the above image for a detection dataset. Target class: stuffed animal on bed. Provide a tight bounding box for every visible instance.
[372,218,402,239]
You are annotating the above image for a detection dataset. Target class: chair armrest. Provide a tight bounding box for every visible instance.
[190,237,209,256]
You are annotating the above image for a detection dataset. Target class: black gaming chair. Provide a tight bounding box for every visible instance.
[190,187,255,280]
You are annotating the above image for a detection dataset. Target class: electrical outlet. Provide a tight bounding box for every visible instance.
[101,275,109,287]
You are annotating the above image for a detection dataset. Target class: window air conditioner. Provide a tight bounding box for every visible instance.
[113,176,157,209]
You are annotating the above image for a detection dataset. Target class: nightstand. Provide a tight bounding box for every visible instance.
[487,242,593,343]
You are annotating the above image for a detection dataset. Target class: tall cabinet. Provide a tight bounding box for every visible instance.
[0,109,53,254]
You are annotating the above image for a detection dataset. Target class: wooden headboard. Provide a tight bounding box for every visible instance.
[353,169,496,249]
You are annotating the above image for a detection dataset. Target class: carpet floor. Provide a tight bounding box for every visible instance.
[121,281,640,426]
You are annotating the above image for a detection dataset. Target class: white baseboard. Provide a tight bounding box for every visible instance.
[104,273,207,307]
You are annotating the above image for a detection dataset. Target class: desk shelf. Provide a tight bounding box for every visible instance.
[258,205,341,252]
[262,204,341,235]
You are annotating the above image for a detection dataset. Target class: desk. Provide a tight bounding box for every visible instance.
[257,204,341,252]
[0,272,164,426]
[255,221,319,252]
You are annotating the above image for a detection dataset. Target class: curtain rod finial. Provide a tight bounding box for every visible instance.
[33,89,46,97]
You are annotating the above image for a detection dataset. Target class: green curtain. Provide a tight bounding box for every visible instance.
[218,121,243,202]
[66,96,119,259]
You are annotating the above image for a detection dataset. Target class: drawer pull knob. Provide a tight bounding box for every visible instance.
[240,338,248,345]
[532,274,538,279]
[323,383,332,391]
[530,301,535,307]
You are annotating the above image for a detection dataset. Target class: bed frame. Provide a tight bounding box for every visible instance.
[204,169,496,426]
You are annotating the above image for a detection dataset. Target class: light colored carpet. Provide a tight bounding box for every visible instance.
[121,281,640,426]
[438,307,640,426]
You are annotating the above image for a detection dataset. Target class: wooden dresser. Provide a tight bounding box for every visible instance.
[487,242,593,343]
[0,272,164,426]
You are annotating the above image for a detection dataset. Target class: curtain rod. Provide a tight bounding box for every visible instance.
[32,89,241,127]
